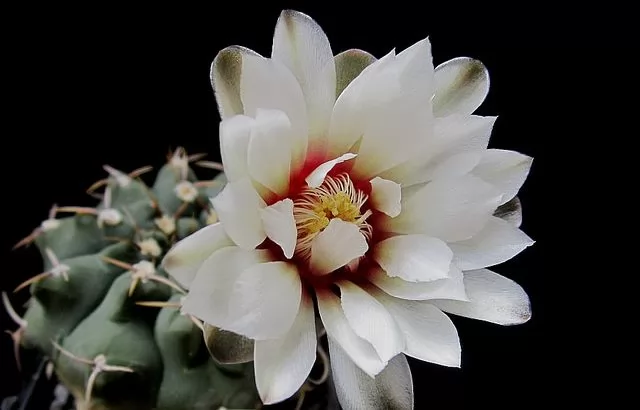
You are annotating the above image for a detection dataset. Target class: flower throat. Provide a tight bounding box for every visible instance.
[292,173,373,260]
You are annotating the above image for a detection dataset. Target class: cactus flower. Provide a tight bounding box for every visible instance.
[163,9,534,409]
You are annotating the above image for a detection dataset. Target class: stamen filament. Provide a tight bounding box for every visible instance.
[293,173,372,260]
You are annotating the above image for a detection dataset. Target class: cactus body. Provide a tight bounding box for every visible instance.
[6,151,259,409]
[34,214,107,268]
[22,242,136,356]
[154,295,259,410]
[54,274,166,410]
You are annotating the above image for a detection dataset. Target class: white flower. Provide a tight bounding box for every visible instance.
[162,10,534,410]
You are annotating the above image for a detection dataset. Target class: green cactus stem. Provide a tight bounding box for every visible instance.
[152,149,204,217]
[153,295,259,410]
[176,217,203,241]
[52,273,169,410]
[18,242,137,357]
[4,147,265,410]
[92,165,155,207]
[33,214,108,268]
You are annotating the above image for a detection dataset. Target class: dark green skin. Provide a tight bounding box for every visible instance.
[22,242,137,356]
[106,177,153,209]
[154,295,259,410]
[100,199,158,240]
[16,161,261,409]
[205,171,227,199]
[53,273,171,410]
[35,214,108,270]
[152,164,199,217]
[176,217,202,240]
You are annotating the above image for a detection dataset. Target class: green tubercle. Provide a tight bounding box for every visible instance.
[34,214,108,270]
[21,242,137,356]
[154,295,259,410]
[53,273,168,410]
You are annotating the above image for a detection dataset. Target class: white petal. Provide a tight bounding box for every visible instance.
[272,10,336,144]
[310,219,368,275]
[329,338,413,410]
[328,49,397,157]
[431,268,531,325]
[374,291,461,367]
[472,149,533,205]
[260,199,297,259]
[247,108,292,196]
[203,324,254,364]
[305,153,357,188]
[494,197,523,227]
[417,151,483,183]
[211,46,259,119]
[254,295,317,405]
[369,177,401,217]
[433,57,490,117]
[432,114,496,155]
[181,246,270,327]
[380,114,496,187]
[350,39,436,179]
[373,235,452,282]
[161,222,233,289]
[380,174,502,242]
[317,292,385,377]
[211,178,266,249]
[334,49,377,99]
[370,264,468,302]
[337,281,405,363]
[450,216,534,271]
[219,114,254,182]
[240,53,308,172]
[227,261,301,340]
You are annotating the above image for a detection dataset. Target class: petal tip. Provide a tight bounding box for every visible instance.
[504,293,532,326]
[431,351,462,369]
[280,9,309,21]
[212,46,242,79]
[259,392,282,406]
[305,153,357,188]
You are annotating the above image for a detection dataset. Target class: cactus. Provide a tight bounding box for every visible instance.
[3,148,259,410]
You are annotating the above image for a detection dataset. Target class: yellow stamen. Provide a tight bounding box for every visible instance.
[293,173,372,260]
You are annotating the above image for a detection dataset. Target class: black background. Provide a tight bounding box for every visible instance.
[0,1,582,408]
